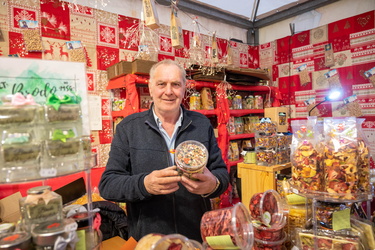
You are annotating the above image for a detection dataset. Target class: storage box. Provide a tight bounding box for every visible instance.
[107,61,132,80]
[131,59,157,75]
[264,107,289,132]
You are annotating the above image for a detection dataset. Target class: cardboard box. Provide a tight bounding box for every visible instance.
[107,61,132,80]
[264,107,289,132]
[0,192,22,223]
[131,59,157,75]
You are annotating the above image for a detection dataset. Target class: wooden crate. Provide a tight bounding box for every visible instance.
[106,61,132,80]
[237,162,291,212]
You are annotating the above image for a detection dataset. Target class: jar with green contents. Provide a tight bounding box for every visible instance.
[243,147,256,164]
[19,186,63,231]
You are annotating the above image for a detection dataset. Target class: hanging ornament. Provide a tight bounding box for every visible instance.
[186,17,206,69]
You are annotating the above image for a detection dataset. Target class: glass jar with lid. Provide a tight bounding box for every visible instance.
[19,186,63,231]
[243,147,256,164]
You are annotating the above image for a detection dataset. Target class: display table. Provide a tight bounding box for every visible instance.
[237,162,291,211]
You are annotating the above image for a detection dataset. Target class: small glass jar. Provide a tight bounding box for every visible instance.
[201,202,254,249]
[243,147,256,164]
[31,220,69,250]
[19,186,63,231]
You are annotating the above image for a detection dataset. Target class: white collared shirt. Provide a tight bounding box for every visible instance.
[152,108,183,164]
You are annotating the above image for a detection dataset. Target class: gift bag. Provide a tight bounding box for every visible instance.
[344,95,363,117]
[67,41,86,63]
[364,67,375,88]
[211,33,219,64]
[297,64,310,86]
[142,0,160,30]
[170,7,183,49]
[325,69,342,89]
[324,43,335,67]
[226,42,233,66]
[20,20,43,52]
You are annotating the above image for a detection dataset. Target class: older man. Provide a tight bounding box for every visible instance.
[99,59,229,242]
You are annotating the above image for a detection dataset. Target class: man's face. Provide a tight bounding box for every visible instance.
[149,64,185,115]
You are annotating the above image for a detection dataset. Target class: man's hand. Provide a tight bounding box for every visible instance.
[180,167,217,195]
[144,166,182,195]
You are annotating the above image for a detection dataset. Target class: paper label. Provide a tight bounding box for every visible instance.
[332,208,351,231]
[75,230,86,250]
[206,235,240,249]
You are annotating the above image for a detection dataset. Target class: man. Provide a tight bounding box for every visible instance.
[99,59,229,242]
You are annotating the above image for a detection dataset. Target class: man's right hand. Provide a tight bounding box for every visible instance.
[144,166,182,195]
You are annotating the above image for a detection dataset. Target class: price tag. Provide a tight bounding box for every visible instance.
[40,168,57,177]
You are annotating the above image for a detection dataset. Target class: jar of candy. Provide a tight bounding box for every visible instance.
[254,95,263,109]
[19,186,63,231]
[201,202,254,249]
[243,147,256,164]
[175,140,208,178]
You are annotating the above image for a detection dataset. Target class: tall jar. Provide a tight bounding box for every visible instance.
[200,202,254,249]
[19,186,63,231]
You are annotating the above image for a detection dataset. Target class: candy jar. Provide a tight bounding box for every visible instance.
[175,140,208,178]
[200,202,254,249]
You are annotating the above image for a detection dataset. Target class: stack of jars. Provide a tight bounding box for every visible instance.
[249,190,287,250]
[254,118,278,166]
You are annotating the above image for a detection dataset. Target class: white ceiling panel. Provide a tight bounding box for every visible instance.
[193,0,302,20]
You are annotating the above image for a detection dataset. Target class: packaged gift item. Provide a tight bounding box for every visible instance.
[19,186,63,232]
[44,93,82,123]
[142,0,160,30]
[249,190,284,227]
[0,93,39,126]
[200,87,214,110]
[290,119,323,192]
[175,140,208,177]
[201,202,254,249]
[323,117,359,200]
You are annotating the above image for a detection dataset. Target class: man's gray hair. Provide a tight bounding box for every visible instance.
[149,59,186,84]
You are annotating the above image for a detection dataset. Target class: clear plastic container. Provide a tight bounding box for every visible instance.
[45,104,81,123]
[152,234,203,249]
[175,140,208,175]
[200,202,254,249]
[253,217,286,241]
[19,186,63,231]
[249,190,284,227]
[253,232,286,250]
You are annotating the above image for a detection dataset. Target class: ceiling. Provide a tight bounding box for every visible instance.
[157,0,339,29]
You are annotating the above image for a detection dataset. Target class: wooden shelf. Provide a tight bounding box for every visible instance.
[229,133,255,140]
[191,109,216,116]
[229,109,264,117]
